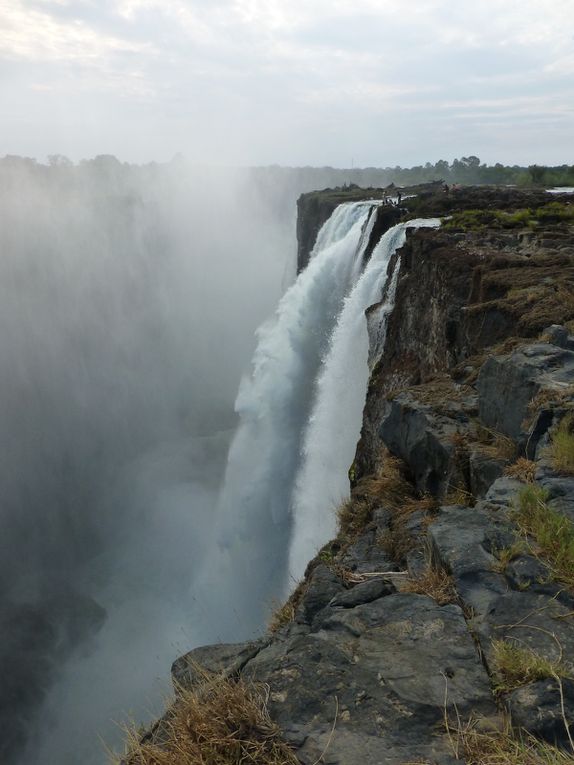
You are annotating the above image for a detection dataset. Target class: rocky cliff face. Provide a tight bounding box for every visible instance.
[125,187,574,765]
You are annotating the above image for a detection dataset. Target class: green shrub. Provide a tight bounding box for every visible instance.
[534,201,574,223]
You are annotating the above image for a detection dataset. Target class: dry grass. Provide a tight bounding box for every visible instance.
[444,483,475,506]
[377,496,438,564]
[379,524,418,562]
[268,580,307,633]
[116,674,298,765]
[476,258,574,337]
[404,567,457,605]
[490,639,569,696]
[337,497,373,541]
[386,378,476,421]
[489,336,535,357]
[525,387,574,429]
[548,413,574,475]
[339,452,414,543]
[345,452,438,564]
[505,457,537,483]
[474,422,517,461]
[399,495,439,517]
[352,453,413,511]
[450,719,574,765]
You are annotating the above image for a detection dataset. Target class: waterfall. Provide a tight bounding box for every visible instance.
[191,201,378,640]
[287,218,441,581]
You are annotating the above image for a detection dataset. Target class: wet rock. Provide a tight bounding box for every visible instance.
[508,678,574,747]
[548,496,574,524]
[406,548,427,579]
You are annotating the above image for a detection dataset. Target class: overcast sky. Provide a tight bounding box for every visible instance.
[1,0,573,166]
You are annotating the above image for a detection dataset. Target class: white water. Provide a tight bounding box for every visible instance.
[288,218,441,580]
[189,202,378,640]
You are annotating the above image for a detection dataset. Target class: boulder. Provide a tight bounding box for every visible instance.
[476,343,574,442]
[508,679,574,747]
[379,393,467,498]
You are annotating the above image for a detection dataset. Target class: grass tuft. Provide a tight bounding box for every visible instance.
[450,719,574,765]
[337,497,372,541]
[549,413,574,475]
[491,541,527,573]
[268,579,307,633]
[491,639,569,695]
[116,674,298,765]
[474,422,517,462]
[525,386,574,429]
[514,484,574,589]
[505,458,537,483]
[444,483,475,507]
[352,453,413,512]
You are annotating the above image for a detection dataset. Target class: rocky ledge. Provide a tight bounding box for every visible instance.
[129,187,574,764]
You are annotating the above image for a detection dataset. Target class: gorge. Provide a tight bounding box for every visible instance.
[123,184,574,764]
[2,164,574,765]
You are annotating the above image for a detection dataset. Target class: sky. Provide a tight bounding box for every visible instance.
[1,0,573,166]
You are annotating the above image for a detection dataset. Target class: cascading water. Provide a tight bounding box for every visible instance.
[191,202,379,640]
[288,218,441,580]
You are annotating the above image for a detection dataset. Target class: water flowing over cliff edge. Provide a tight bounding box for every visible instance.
[123,186,574,765]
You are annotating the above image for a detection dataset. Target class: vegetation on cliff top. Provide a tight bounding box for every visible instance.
[442,201,574,231]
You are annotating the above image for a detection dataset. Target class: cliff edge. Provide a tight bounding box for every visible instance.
[122,187,574,765]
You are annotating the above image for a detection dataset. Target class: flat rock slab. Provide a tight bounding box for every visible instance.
[243,593,492,765]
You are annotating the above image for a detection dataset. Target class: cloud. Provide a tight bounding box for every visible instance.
[0,0,573,164]
[0,1,156,61]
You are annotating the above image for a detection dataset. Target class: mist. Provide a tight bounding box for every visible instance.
[0,156,295,764]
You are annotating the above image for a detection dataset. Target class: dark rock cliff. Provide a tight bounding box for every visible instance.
[125,187,574,765]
